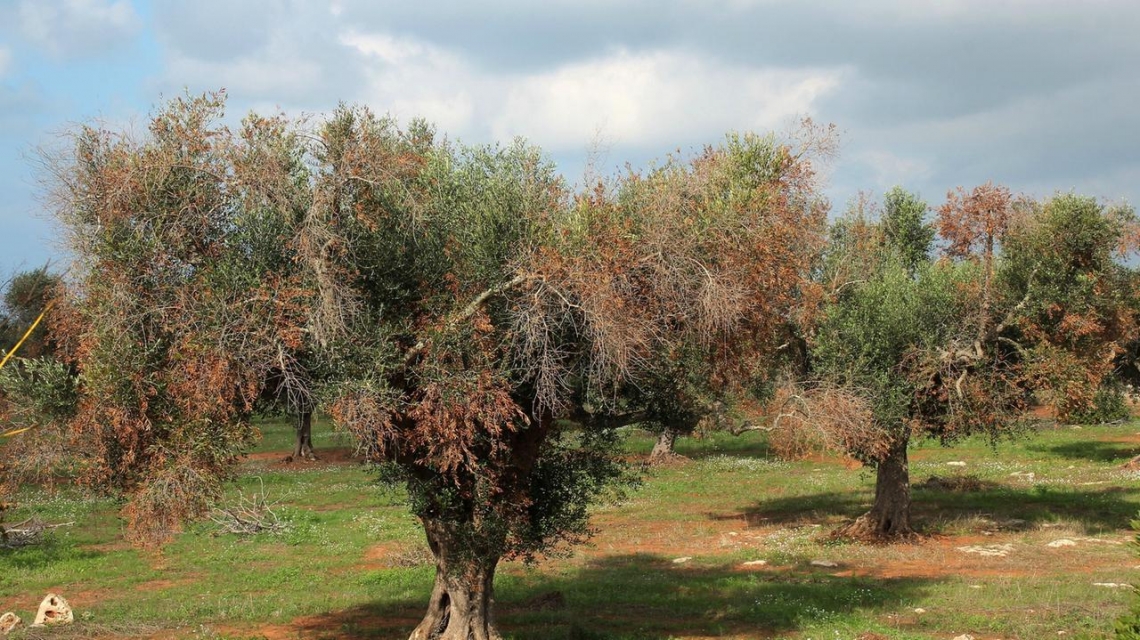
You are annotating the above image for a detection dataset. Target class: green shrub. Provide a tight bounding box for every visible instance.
[1072,380,1130,425]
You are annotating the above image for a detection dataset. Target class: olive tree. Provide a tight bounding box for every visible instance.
[807,185,1137,539]
[605,134,830,462]
[44,94,314,544]
[303,112,834,638]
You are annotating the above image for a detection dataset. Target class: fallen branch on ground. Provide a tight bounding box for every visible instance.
[0,516,73,548]
[209,478,288,535]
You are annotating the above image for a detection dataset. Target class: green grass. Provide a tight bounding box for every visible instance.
[2,419,1139,639]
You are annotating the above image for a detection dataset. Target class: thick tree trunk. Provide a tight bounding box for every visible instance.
[409,519,502,640]
[834,437,914,540]
[288,411,317,462]
[648,427,679,463]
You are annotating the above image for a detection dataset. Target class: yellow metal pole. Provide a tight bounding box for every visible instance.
[0,301,53,372]
[0,301,54,439]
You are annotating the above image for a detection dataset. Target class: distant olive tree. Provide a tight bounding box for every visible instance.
[0,265,61,359]
[605,133,830,463]
[802,185,1138,539]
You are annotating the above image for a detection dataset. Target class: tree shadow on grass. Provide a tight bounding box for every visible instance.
[673,435,775,461]
[725,483,1140,535]
[1028,440,1140,464]
[0,535,103,574]
[289,553,935,639]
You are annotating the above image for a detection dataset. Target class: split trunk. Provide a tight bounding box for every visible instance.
[648,427,679,463]
[409,518,502,640]
[290,411,316,461]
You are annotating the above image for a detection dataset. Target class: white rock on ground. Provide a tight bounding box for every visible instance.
[0,612,20,635]
[740,560,768,567]
[31,593,73,627]
[1047,539,1077,548]
[947,461,967,467]
[672,556,692,564]
[956,543,1014,557]
[952,635,976,640]
[810,560,839,568]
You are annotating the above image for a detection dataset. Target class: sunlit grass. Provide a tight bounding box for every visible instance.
[1,419,1138,638]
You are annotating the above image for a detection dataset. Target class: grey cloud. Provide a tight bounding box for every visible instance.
[152,0,289,62]
[17,0,141,59]
[151,0,364,112]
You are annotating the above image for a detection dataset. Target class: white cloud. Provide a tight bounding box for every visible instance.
[342,31,843,154]
[18,0,140,58]
[494,50,842,149]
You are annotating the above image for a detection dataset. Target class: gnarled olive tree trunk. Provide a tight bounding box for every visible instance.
[289,411,317,462]
[409,518,502,640]
[648,427,678,463]
[835,435,913,539]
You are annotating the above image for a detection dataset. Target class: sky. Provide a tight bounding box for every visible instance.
[0,0,1138,274]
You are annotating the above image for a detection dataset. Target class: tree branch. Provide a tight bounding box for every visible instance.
[403,273,535,366]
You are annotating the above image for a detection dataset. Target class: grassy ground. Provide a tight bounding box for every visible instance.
[2,418,1139,639]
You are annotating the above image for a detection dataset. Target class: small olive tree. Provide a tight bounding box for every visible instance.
[44,94,314,544]
[806,185,1137,539]
[604,133,830,462]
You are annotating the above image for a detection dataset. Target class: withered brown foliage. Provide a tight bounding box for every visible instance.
[41,93,313,545]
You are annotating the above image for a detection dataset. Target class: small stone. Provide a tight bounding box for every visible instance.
[727,531,739,536]
[1047,539,1077,548]
[1093,582,1134,589]
[672,556,692,564]
[0,612,20,635]
[947,461,967,467]
[32,593,73,627]
[810,560,839,568]
[953,635,976,640]
[913,607,926,614]
[741,560,768,567]
[969,585,982,589]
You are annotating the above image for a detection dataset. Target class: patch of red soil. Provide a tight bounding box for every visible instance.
[355,540,402,571]
[645,453,692,468]
[244,447,360,469]
[1107,431,1140,445]
[1025,404,1057,421]
[831,534,1125,580]
[586,509,781,559]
